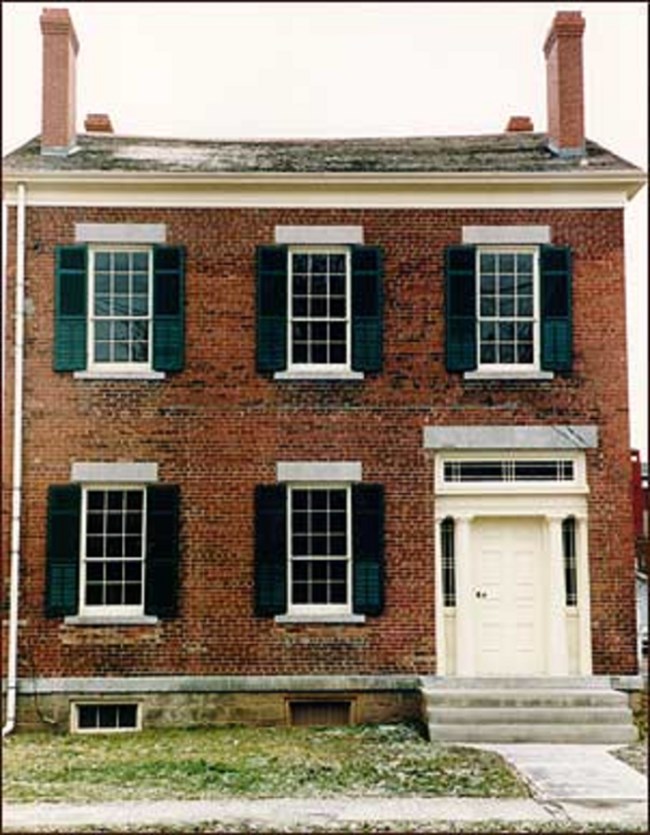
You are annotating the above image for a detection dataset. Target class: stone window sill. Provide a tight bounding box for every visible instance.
[64,615,159,627]
[275,614,366,625]
[274,369,364,382]
[464,370,554,381]
[74,370,165,381]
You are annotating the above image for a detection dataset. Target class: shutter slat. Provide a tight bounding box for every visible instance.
[256,246,288,373]
[540,245,572,371]
[352,484,385,616]
[445,246,477,372]
[54,246,87,371]
[145,485,180,617]
[153,246,185,372]
[45,485,81,617]
[254,485,287,615]
[351,246,384,372]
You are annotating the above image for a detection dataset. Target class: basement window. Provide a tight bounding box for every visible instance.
[72,702,141,733]
[289,700,352,727]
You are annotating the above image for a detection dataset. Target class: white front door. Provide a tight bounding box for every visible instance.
[473,517,545,675]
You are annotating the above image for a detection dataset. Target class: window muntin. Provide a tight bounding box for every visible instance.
[562,517,578,606]
[289,486,351,613]
[89,248,152,368]
[443,459,575,484]
[477,249,538,369]
[81,488,146,614]
[441,517,456,607]
[288,249,350,368]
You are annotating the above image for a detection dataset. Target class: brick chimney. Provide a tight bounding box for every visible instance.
[506,116,534,132]
[40,8,79,155]
[544,11,586,157]
[84,114,114,133]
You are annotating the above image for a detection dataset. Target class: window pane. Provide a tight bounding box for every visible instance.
[132,252,148,271]
[480,253,496,273]
[516,253,533,273]
[480,297,496,316]
[517,297,533,317]
[517,343,533,363]
[95,253,110,271]
[113,253,129,272]
[500,344,515,363]
[480,344,496,363]
[499,254,515,273]
[292,254,308,273]
[499,323,514,341]
[499,297,515,317]
[480,274,495,294]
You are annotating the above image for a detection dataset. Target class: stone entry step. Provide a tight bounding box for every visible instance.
[420,678,638,744]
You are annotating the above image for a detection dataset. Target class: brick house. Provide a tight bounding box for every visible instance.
[2,9,646,739]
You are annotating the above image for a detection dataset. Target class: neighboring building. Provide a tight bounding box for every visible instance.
[631,450,649,662]
[2,9,646,738]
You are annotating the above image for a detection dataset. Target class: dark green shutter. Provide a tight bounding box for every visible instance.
[254,484,287,615]
[540,245,572,371]
[445,245,477,371]
[54,245,87,371]
[256,246,288,372]
[145,485,180,617]
[352,484,385,616]
[351,246,384,372]
[153,246,185,372]
[45,485,81,617]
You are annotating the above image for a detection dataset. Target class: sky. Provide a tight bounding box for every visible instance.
[2,1,648,456]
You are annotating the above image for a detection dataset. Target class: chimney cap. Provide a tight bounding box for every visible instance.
[40,7,79,55]
[506,115,534,132]
[84,113,114,133]
[544,11,585,57]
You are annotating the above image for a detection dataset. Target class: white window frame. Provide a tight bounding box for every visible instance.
[287,246,352,373]
[87,245,153,373]
[287,483,353,616]
[476,246,541,372]
[436,450,587,495]
[70,701,142,734]
[79,484,147,618]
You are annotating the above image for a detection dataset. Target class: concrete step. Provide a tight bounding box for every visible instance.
[426,705,632,725]
[419,676,615,690]
[427,705,632,725]
[427,722,638,744]
[423,689,628,709]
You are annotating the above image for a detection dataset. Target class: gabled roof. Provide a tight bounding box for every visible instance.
[2,132,641,176]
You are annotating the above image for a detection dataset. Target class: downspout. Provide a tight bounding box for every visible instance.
[3,182,26,737]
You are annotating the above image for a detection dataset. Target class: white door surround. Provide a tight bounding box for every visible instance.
[432,450,592,679]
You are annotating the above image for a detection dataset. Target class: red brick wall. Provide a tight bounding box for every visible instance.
[2,205,638,679]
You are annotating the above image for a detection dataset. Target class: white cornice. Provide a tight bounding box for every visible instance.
[1,168,645,207]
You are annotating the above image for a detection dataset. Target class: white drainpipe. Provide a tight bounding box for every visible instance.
[3,182,26,737]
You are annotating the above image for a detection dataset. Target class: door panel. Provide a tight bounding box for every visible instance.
[473,518,545,675]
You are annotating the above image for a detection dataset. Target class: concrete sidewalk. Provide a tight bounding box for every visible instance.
[3,744,647,831]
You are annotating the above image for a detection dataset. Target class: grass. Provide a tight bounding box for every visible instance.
[2,723,528,803]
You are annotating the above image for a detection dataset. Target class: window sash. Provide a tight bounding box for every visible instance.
[79,486,147,616]
[88,247,153,370]
[476,247,540,370]
[441,517,456,607]
[287,247,351,370]
[287,485,352,614]
[443,459,575,484]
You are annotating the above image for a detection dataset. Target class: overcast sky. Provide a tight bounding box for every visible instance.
[3,2,648,456]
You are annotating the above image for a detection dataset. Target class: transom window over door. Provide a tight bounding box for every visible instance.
[289,486,351,613]
[289,249,350,368]
[478,249,538,368]
[90,249,152,368]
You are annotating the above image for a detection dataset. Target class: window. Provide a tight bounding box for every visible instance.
[254,482,384,618]
[90,249,152,369]
[82,488,146,614]
[289,250,350,368]
[45,483,181,620]
[477,249,537,369]
[73,703,140,733]
[445,244,572,374]
[443,459,575,484]
[441,517,456,607]
[289,486,351,613]
[53,244,185,374]
[256,245,383,376]
[562,516,578,606]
